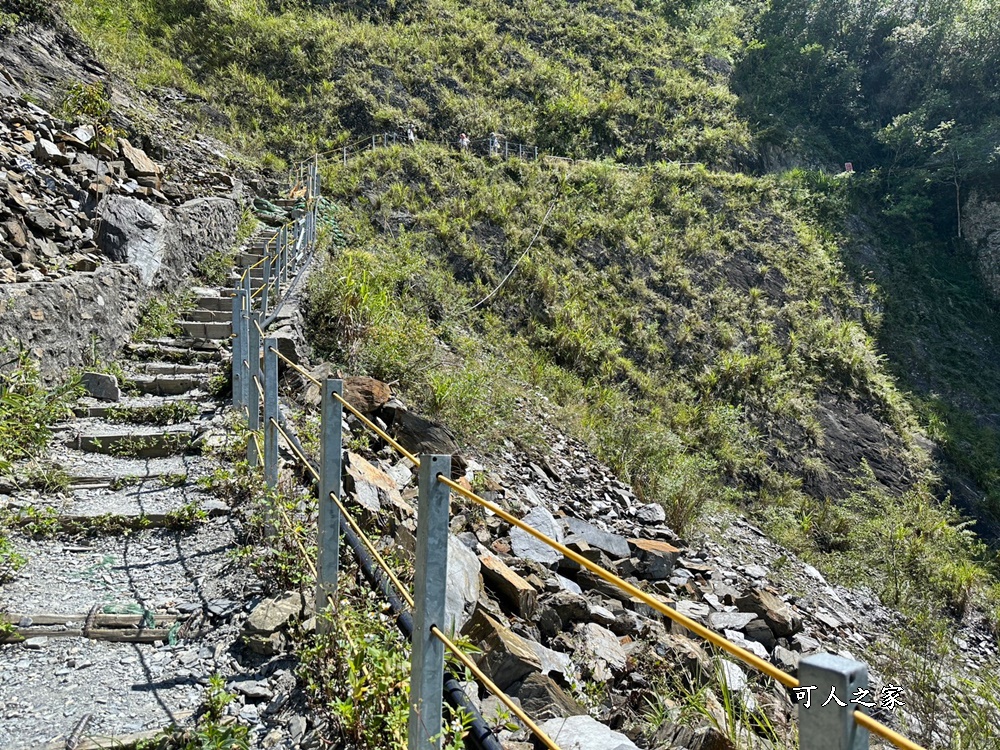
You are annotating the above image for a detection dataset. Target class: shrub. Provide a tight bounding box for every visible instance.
[0,348,79,472]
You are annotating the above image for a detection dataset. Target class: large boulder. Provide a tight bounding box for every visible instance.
[462,608,542,690]
[563,517,630,559]
[536,716,639,750]
[736,589,802,638]
[388,409,466,476]
[445,535,482,633]
[96,195,238,288]
[96,195,167,284]
[513,673,586,720]
[511,505,564,566]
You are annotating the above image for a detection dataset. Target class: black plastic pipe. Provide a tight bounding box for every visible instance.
[275,415,504,750]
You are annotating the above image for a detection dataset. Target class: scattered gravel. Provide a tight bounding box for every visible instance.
[1,521,241,616]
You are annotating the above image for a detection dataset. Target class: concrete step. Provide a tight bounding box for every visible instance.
[131,373,208,396]
[134,362,218,376]
[65,425,202,458]
[184,309,230,324]
[178,321,232,340]
[195,295,232,312]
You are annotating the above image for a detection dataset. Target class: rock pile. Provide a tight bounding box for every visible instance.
[0,93,241,285]
[296,374,999,747]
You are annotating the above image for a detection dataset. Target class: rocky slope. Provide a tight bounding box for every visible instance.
[0,20,259,377]
[290,369,1000,748]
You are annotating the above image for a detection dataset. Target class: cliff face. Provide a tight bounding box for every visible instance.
[964,190,1000,303]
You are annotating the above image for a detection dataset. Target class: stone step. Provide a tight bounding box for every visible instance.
[125,342,219,363]
[178,321,232,340]
[7,483,229,524]
[64,425,202,458]
[238,252,265,267]
[133,362,218,376]
[184,309,230,324]
[63,472,188,490]
[130,373,208,396]
[146,336,223,352]
[71,392,213,420]
[195,295,233,312]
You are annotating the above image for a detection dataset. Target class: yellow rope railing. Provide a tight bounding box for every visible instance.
[249,322,926,750]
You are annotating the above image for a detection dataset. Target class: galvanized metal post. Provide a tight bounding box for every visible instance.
[260,253,271,317]
[519,144,523,158]
[242,261,251,302]
[247,312,262,466]
[316,378,344,629]
[263,338,279,492]
[534,146,538,159]
[408,454,451,750]
[798,654,869,750]
[372,135,376,150]
[384,132,388,147]
[282,225,291,283]
[343,146,348,166]
[504,141,509,158]
[231,289,247,410]
[274,229,283,294]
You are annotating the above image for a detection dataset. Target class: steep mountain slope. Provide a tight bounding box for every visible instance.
[6,0,1000,747]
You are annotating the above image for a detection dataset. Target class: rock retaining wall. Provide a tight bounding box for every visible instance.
[0,264,143,378]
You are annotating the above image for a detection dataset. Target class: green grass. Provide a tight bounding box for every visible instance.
[0,348,80,474]
[133,292,194,341]
[302,144,998,641]
[62,0,751,166]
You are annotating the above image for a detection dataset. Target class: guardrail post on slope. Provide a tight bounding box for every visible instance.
[408,454,451,750]
[282,223,290,283]
[261,252,272,316]
[798,654,869,750]
[316,378,344,632]
[231,289,247,411]
[247,311,262,466]
[263,337,279,497]
[274,227,284,291]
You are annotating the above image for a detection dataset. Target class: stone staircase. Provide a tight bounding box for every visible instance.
[0,278,260,748]
[178,227,279,341]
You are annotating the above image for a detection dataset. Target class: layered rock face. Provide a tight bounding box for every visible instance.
[964,190,1000,302]
[0,84,239,378]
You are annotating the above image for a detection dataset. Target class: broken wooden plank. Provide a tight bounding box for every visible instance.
[479,553,537,619]
[3,612,186,627]
[2,627,175,643]
[5,507,228,533]
[39,711,195,750]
